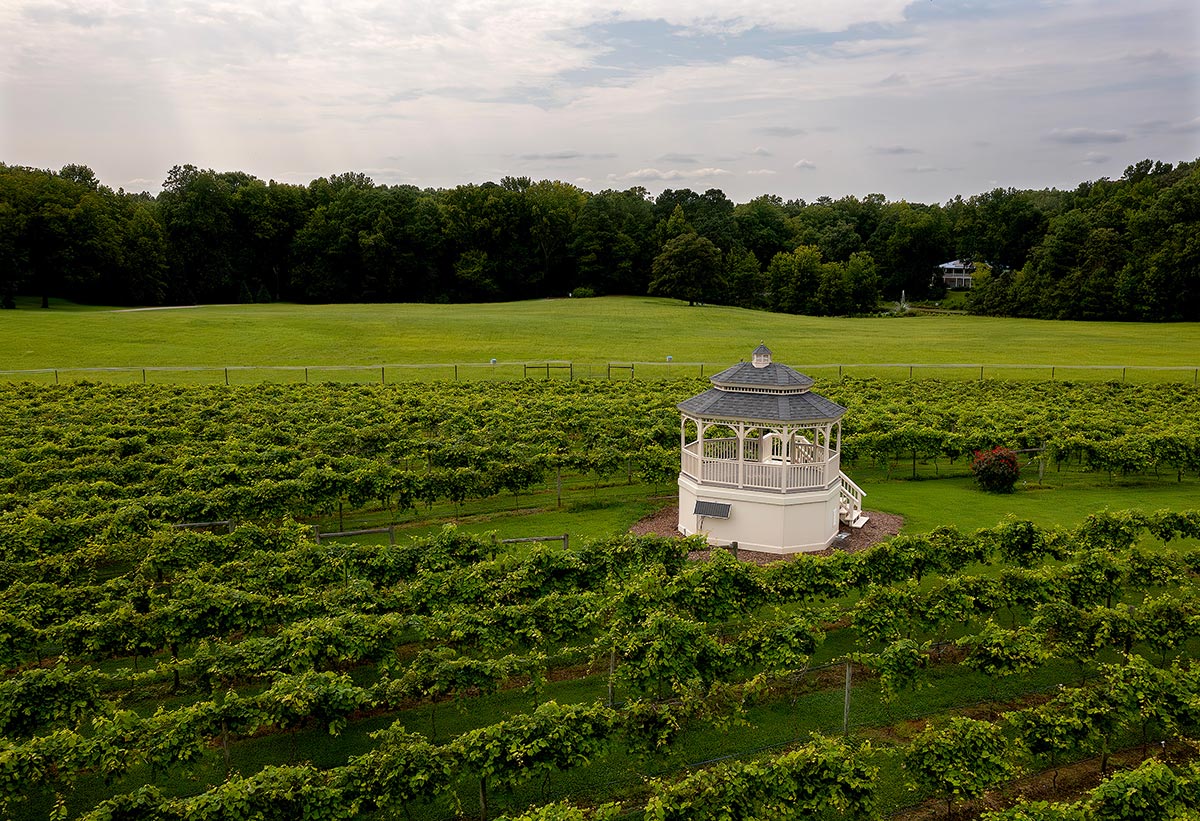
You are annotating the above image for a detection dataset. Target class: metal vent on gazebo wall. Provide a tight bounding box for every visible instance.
[693,501,732,518]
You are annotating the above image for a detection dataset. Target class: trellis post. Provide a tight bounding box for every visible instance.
[843,660,852,735]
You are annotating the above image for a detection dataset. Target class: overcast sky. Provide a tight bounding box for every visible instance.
[2,0,1197,203]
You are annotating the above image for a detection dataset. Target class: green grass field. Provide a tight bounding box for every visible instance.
[4,296,1199,376]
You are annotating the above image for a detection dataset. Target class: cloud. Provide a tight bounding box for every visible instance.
[1081,152,1109,165]
[1135,119,1172,133]
[519,150,582,160]
[601,2,912,35]
[1045,128,1128,144]
[3,0,1193,206]
[618,167,732,181]
[904,165,939,173]
[1138,117,1200,135]
[756,126,807,137]
[518,150,616,161]
[746,168,776,176]
[361,167,420,184]
[686,166,733,178]
[22,3,106,27]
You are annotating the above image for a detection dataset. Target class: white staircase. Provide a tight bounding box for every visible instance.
[838,472,869,529]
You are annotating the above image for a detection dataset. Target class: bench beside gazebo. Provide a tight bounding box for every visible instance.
[677,344,867,554]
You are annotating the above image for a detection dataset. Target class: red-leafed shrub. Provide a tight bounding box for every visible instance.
[971,447,1020,493]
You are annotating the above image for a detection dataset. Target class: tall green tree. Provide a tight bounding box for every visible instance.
[527,179,587,296]
[648,233,724,306]
[654,188,736,252]
[732,194,790,266]
[0,196,27,308]
[766,245,824,314]
[572,188,655,295]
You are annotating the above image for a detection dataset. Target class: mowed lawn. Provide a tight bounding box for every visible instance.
[3,295,1200,371]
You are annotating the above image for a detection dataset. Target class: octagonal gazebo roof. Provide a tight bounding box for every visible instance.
[678,345,846,423]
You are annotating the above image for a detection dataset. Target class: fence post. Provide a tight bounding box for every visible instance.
[843,660,852,736]
[54,370,59,385]
[313,525,321,545]
[388,525,396,546]
[608,648,617,707]
[305,367,308,384]
[224,368,229,386]
[142,368,146,384]
[381,366,386,385]
[562,533,569,551]
[455,364,459,382]
[1051,366,1055,380]
[729,540,739,560]
[979,365,984,381]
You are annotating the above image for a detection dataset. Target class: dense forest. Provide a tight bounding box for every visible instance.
[0,158,1196,320]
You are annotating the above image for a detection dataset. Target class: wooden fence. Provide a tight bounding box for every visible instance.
[3,362,1198,385]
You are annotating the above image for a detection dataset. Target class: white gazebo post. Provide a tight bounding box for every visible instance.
[677,344,868,554]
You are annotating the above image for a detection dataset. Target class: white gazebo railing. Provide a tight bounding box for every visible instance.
[838,472,867,525]
[681,440,839,492]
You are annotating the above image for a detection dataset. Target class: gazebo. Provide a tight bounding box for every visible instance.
[677,344,867,554]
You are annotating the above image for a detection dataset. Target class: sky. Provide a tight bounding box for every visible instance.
[1,0,1198,203]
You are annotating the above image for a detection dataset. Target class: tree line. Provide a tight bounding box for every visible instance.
[0,158,1196,319]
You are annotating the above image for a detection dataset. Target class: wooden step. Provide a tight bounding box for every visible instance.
[850,514,870,529]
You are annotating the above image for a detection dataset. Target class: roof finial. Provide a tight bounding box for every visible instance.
[752,342,772,368]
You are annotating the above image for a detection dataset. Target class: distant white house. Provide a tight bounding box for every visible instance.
[937,259,977,289]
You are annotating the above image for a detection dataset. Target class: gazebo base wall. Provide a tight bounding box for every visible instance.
[677,474,840,555]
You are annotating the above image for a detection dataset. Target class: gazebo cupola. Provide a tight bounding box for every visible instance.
[677,344,867,554]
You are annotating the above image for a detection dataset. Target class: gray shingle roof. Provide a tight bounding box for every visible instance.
[709,361,815,390]
[678,387,846,422]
